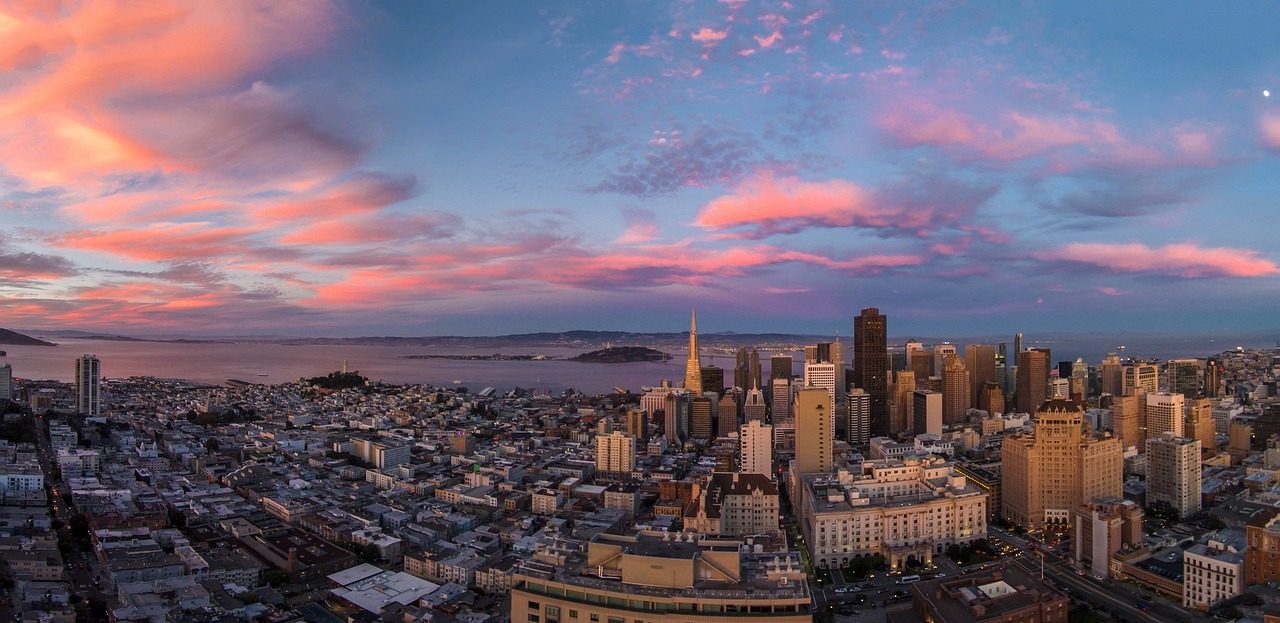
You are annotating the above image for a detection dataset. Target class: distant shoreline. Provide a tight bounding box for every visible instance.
[402,353,552,361]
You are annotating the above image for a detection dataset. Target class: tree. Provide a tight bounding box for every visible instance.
[263,570,288,587]
[204,438,220,452]
[360,544,381,562]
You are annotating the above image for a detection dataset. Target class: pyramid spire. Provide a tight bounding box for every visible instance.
[684,308,703,394]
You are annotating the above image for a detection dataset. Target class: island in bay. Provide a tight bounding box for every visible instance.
[569,346,671,363]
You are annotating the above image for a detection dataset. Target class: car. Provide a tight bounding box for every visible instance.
[1076,569,1086,576]
[1093,574,1104,581]
[834,587,853,594]
[936,573,946,578]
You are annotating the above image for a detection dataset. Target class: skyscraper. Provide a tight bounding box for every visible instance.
[1144,392,1185,440]
[1186,396,1215,452]
[770,354,793,383]
[1167,359,1200,398]
[690,395,714,439]
[912,389,942,436]
[941,355,970,426]
[664,391,689,444]
[770,378,791,424]
[740,420,774,477]
[626,407,649,440]
[853,308,889,437]
[1124,363,1159,395]
[933,343,958,380]
[734,348,750,390]
[748,349,762,391]
[683,309,702,394]
[892,370,916,436]
[1013,333,1023,367]
[718,390,742,438]
[1146,433,1201,519]
[1001,400,1123,529]
[75,354,100,417]
[1204,357,1222,399]
[743,386,767,423]
[1071,358,1089,402]
[1014,349,1048,413]
[0,363,11,402]
[965,344,996,409]
[1100,353,1124,396]
[847,388,870,447]
[700,365,724,395]
[978,382,1005,416]
[803,362,837,406]
[794,387,832,475]
[595,431,635,479]
[1109,393,1144,451]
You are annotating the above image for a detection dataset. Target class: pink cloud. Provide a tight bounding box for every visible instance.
[690,27,728,42]
[754,31,783,48]
[693,172,988,239]
[1261,114,1280,150]
[57,222,265,262]
[1039,242,1280,278]
[255,173,417,222]
[878,98,1222,171]
[0,1,342,188]
[614,208,659,244]
[279,213,458,246]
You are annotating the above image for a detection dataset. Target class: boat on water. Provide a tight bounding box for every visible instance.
[452,379,462,384]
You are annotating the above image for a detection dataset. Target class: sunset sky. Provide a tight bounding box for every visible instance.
[1,1,1278,336]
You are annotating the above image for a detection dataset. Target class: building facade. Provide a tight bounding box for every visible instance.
[797,456,987,569]
[854,308,889,437]
[1145,433,1201,519]
[1001,400,1123,529]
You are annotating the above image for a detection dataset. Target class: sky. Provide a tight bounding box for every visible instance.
[1,1,1279,337]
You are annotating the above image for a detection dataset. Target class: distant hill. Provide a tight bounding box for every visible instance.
[0,328,56,346]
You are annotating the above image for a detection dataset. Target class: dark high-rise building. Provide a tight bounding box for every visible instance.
[770,355,794,382]
[1013,333,1023,367]
[690,396,714,440]
[700,366,724,395]
[1015,349,1049,413]
[718,390,742,438]
[1205,357,1222,399]
[854,307,889,437]
[966,344,996,409]
[748,349,762,390]
[734,348,751,390]
[1058,361,1073,380]
[909,347,933,381]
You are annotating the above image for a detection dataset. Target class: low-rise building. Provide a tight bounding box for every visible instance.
[892,564,1068,623]
[1183,530,1245,611]
[683,472,781,538]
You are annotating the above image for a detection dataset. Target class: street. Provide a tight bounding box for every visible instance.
[990,526,1209,623]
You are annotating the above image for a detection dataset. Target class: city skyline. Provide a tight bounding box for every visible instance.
[1,2,1279,337]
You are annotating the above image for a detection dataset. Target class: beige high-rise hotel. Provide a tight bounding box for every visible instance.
[1001,400,1123,529]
